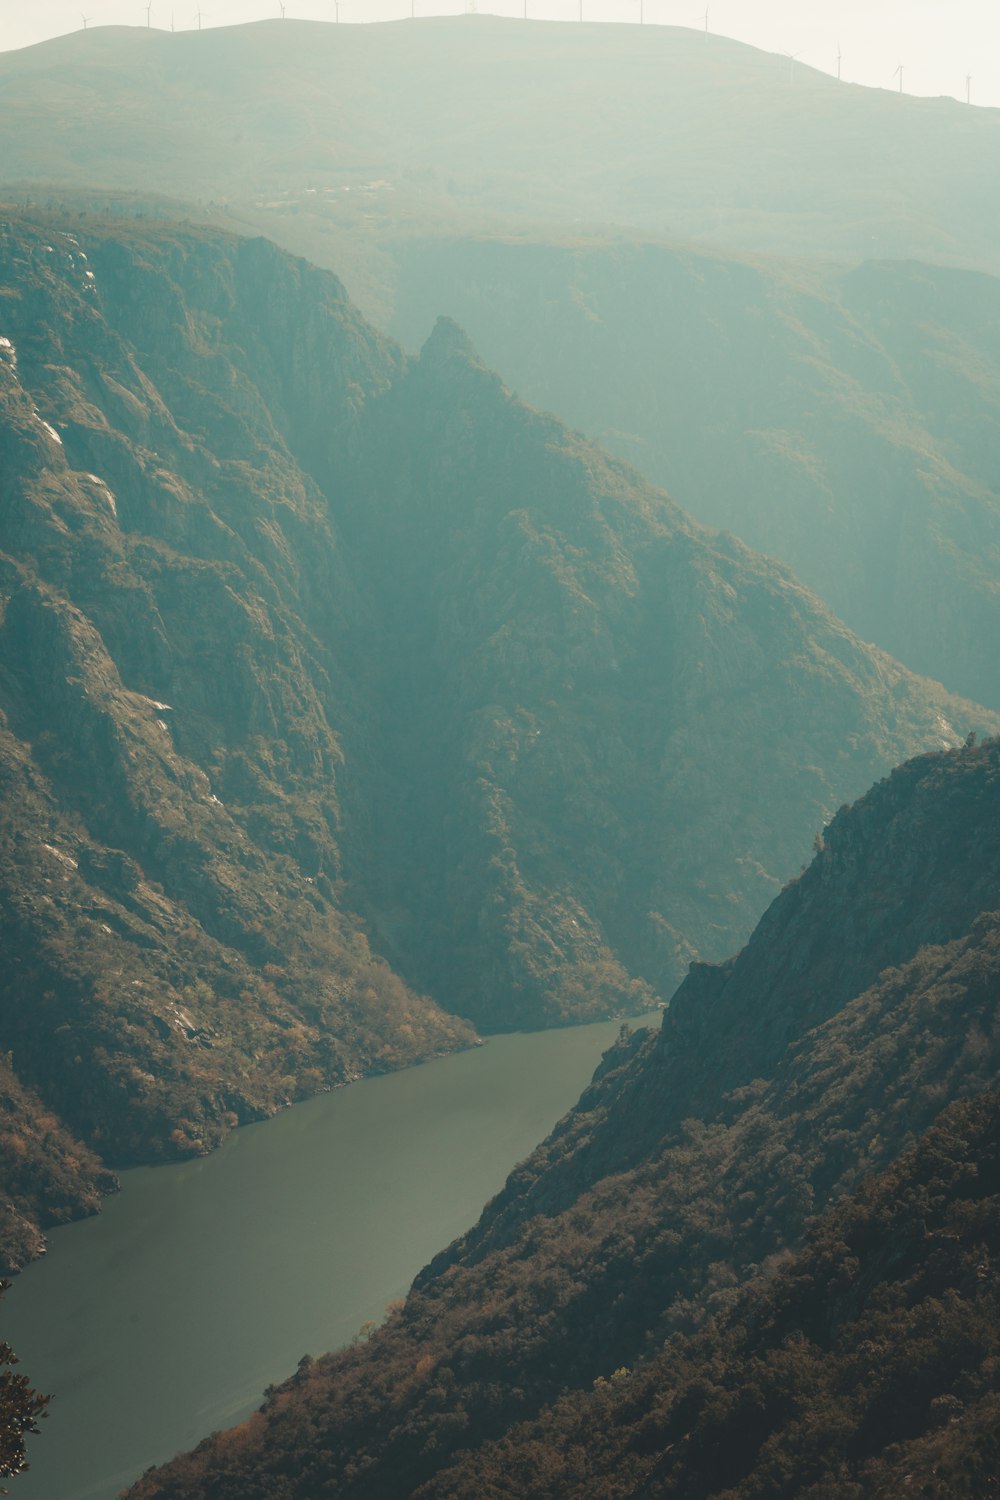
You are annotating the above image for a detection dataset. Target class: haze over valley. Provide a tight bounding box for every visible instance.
[1,12,1000,1498]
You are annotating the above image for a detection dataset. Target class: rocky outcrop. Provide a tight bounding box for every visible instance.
[341,313,996,1028]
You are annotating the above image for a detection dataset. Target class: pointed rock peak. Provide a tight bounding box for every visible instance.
[418,315,482,368]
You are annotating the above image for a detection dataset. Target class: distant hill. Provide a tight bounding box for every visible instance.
[2,17,1000,313]
[2,214,992,1267]
[125,736,1000,1500]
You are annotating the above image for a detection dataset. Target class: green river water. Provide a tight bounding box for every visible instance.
[5,1013,661,1500]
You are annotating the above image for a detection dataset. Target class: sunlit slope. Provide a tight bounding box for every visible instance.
[0,217,476,1268]
[392,236,1000,710]
[2,16,1000,304]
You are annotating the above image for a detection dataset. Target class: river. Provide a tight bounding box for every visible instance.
[4,1013,661,1500]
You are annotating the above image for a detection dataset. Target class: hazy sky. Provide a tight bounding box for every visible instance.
[2,0,998,106]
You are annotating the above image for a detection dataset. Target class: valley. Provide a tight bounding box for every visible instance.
[3,1013,656,1500]
[126,735,1000,1500]
[1,212,991,1277]
[1,13,1000,1497]
[5,20,1000,707]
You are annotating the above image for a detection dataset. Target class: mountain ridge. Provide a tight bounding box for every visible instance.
[390,236,1000,710]
[4,16,1000,303]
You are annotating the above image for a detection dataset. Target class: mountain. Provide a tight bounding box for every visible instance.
[335,310,994,1032]
[5,22,1000,712]
[123,735,1000,1500]
[1,213,994,1269]
[0,216,476,1268]
[3,17,1000,315]
[391,236,1000,711]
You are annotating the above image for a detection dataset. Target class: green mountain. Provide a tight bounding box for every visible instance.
[124,736,1000,1500]
[1,213,993,1268]
[391,237,1000,710]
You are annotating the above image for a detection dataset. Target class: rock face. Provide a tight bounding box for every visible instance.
[0,213,995,1265]
[124,737,1000,1500]
[341,314,994,1032]
[0,219,476,1263]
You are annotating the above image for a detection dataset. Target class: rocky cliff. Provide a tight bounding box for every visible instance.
[0,218,474,1264]
[341,313,997,1031]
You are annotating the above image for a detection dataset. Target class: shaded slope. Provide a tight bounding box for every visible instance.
[410,1089,1000,1500]
[6,23,1000,712]
[124,735,1000,1500]
[339,314,995,1027]
[392,237,1000,710]
[435,737,1000,1260]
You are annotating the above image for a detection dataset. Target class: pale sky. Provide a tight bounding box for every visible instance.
[1,0,997,107]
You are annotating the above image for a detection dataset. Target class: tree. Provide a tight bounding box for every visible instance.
[0,1282,47,1485]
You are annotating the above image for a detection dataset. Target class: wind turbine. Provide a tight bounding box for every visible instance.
[279,1,285,14]
[81,12,91,26]
[836,42,842,81]
[784,50,802,85]
[194,7,206,28]
[893,63,903,94]
[145,1,152,25]
[701,5,710,36]
[966,73,973,104]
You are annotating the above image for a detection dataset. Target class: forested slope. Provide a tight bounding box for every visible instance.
[0,217,475,1267]
[126,737,1000,1499]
